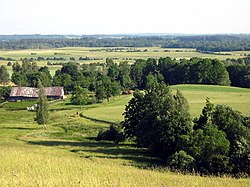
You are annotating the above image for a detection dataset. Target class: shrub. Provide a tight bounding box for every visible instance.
[167,150,196,172]
[97,124,125,143]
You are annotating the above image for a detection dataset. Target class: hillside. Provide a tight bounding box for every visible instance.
[0,84,249,186]
[83,85,250,123]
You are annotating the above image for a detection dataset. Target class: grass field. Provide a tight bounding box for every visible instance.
[1,47,250,76]
[0,84,250,186]
[83,85,250,123]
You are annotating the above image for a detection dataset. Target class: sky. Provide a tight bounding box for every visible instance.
[0,0,249,35]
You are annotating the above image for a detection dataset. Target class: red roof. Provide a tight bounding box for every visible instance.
[10,87,64,97]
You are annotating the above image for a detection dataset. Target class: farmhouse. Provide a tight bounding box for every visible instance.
[9,87,64,101]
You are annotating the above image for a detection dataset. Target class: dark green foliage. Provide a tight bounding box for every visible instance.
[122,83,249,175]
[193,100,250,175]
[107,63,119,81]
[95,81,106,102]
[1,34,249,52]
[0,65,9,84]
[11,60,52,87]
[52,73,73,92]
[97,124,125,143]
[95,75,120,102]
[167,150,196,171]
[118,62,134,90]
[226,65,250,88]
[189,125,230,174]
[70,86,89,106]
[159,58,230,86]
[61,62,78,80]
[0,86,11,102]
[211,105,250,175]
[35,81,49,125]
[130,59,147,89]
[122,79,192,158]
[11,72,28,86]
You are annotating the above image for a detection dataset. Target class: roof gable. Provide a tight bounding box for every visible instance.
[10,87,64,97]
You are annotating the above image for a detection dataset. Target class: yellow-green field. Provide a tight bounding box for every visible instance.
[83,85,250,122]
[1,47,250,76]
[0,84,249,186]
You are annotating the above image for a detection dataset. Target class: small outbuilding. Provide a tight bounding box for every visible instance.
[9,87,64,101]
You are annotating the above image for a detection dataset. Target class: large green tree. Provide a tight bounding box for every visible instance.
[193,100,250,175]
[122,77,192,158]
[70,86,89,107]
[0,65,10,84]
[35,81,49,126]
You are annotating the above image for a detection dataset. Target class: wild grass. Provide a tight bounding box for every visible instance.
[1,144,249,187]
[0,84,250,186]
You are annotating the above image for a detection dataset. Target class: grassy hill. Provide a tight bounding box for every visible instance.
[0,84,250,186]
[83,85,250,123]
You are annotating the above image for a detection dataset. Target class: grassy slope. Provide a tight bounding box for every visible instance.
[0,86,250,186]
[83,85,250,123]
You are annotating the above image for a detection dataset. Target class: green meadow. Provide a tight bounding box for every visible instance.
[83,85,250,122]
[0,84,249,186]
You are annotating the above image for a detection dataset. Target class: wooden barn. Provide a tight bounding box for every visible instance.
[9,87,64,101]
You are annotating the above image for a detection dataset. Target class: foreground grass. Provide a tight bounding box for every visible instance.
[0,86,250,186]
[1,143,249,187]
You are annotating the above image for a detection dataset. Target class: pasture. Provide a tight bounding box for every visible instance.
[83,85,250,122]
[1,47,249,76]
[0,84,249,186]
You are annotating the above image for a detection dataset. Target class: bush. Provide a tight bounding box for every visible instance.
[97,124,125,143]
[167,150,196,172]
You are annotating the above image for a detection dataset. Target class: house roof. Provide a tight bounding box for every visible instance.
[10,87,64,97]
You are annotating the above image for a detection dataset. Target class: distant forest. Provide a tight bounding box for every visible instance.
[0,34,250,52]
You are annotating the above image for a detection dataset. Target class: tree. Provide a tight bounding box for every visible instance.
[212,105,250,175]
[70,86,89,107]
[35,80,49,126]
[106,58,114,67]
[130,59,147,89]
[122,79,193,159]
[95,80,106,102]
[11,72,28,86]
[12,62,22,73]
[227,65,250,88]
[0,86,11,102]
[193,101,250,175]
[0,65,9,84]
[189,125,230,174]
[209,59,230,85]
[118,62,133,90]
[107,63,119,81]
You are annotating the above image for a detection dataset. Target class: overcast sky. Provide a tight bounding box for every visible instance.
[0,0,249,35]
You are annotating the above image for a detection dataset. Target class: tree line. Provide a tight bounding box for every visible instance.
[0,56,250,103]
[0,34,250,52]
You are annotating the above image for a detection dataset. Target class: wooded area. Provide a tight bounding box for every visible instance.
[1,34,250,52]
